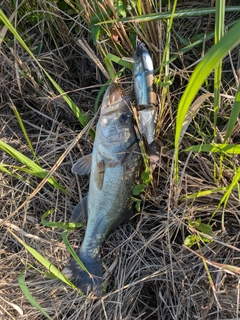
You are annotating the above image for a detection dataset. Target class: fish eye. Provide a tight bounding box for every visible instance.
[119,113,128,123]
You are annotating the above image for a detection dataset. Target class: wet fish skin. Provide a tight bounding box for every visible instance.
[63,83,142,297]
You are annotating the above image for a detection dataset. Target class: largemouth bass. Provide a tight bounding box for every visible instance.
[63,83,142,297]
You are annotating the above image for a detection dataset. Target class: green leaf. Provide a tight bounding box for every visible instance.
[197,223,212,235]
[174,19,240,181]
[182,186,229,200]
[213,0,225,137]
[131,196,141,212]
[172,29,189,46]
[9,230,83,293]
[90,16,101,45]
[18,270,52,320]
[158,79,174,87]
[135,200,141,212]
[104,56,116,80]
[10,103,40,165]
[94,82,111,113]
[136,0,142,15]
[211,167,240,224]
[189,218,201,228]
[62,230,89,273]
[41,209,84,229]
[184,235,198,247]
[45,74,93,136]
[115,0,127,18]
[199,234,212,244]
[97,6,240,24]
[132,184,145,195]
[224,82,240,141]
[0,164,23,180]
[105,53,133,71]
[141,169,151,184]
[0,9,94,139]
[186,143,240,154]
[0,140,67,193]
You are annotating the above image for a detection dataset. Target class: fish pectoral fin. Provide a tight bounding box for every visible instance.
[72,154,92,175]
[94,160,105,190]
[70,195,88,223]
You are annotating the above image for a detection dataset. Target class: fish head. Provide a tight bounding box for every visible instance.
[98,84,136,146]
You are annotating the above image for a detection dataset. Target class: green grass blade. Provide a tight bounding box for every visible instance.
[0,9,94,138]
[104,56,116,80]
[213,1,225,182]
[10,103,40,165]
[136,0,142,15]
[215,1,225,45]
[210,167,240,227]
[62,230,89,274]
[169,18,237,67]
[181,187,228,200]
[45,74,93,137]
[41,209,84,229]
[219,167,240,208]
[18,270,52,320]
[0,140,67,193]
[0,165,69,193]
[97,6,240,24]
[0,164,24,180]
[213,0,225,133]
[186,144,240,154]
[224,83,240,141]
[157,0,177,115]
[9,230,84,294]
[172,29,189,46]
[174,19,240,181]
[94,83,110,113]
[104,53,133,71]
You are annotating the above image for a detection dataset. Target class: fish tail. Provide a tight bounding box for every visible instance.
[62,250,103,297]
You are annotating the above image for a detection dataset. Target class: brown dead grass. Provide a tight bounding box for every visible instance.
[1,1,240,319]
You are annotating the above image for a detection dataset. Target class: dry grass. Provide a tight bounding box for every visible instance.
[1,1,240,319]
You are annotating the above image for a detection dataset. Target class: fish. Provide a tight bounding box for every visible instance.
[133,40,159,171]
[63,83,143,297]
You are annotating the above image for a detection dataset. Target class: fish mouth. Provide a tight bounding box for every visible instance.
[100,94,133,143]
[101,94,132,116]
[99,83,133,142]
[101,83,133,117]
[109,83,123,103]
[101,83,122,108]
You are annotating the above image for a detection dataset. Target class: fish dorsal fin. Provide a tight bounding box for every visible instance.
[72,154,92,175]
[94,159,105,190]
[70,195,88,223]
